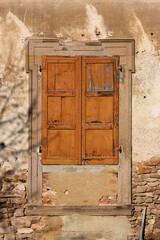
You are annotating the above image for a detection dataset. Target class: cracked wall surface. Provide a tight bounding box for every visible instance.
[0,0,160,239]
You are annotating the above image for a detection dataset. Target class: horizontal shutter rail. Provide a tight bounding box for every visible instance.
[85,92,114,97]
[47,124,76,130]
[47,92,75,97]
[85,123,113,130]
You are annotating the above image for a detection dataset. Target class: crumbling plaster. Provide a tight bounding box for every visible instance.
[0,1,160,239]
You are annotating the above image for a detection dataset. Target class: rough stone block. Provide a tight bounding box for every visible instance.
[4,234,15,240]
[133,186,147,193]
[145,197,153,203]
[14,208,24,217]
[150,209,157,215]
[17,228,33,234]
[11,217,31,228]
[147,181,159,187]
[31,222,45,232]
[145,157,160,166]
[0,226,15,234]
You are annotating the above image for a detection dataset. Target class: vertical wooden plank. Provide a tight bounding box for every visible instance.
[113,60,119,164]
[42,56,48,163]
[31,64,42,205]
[48,97,61,123]
[61,97,74,124]
[74,56,81,164]
[48,63,55,90]
[82,58,86,161]
[118,69,132,204]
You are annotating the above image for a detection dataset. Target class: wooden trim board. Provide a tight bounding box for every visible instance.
[26,204,133,216]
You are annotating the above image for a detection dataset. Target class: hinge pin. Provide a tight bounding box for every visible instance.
[117,65,122,72]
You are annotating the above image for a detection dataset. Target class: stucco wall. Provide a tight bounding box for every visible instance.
[0,0,160,239]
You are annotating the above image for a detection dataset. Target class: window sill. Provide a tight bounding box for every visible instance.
[26,204,132,216]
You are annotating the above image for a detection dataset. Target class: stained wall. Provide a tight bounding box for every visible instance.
[0,1,160,239]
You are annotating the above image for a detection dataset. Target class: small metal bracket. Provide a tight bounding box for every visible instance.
[39,66,42,72]
[82,159,88,165]
[39,146,42,154]
[115,146,122,153]
[117,65,122,72]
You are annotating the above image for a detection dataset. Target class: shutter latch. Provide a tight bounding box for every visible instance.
[115,146,122,153]
[39,66,42,72]
[39,146,42,153]
[117,65,122,72]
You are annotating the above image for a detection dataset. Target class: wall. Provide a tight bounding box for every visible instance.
[0,0,160,239]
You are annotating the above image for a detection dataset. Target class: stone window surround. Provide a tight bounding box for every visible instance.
[25,38,135,216]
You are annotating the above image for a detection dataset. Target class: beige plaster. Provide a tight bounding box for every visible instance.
[40,215,130,240]
[43,168,118,206]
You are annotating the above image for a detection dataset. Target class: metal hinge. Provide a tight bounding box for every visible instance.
[39,146,42,154]
[39,66,42,72]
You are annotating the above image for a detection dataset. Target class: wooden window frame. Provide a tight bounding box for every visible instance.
[26,39,135,215]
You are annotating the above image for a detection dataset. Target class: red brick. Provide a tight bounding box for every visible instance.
[138,167,152,174]
[109,180,117,184]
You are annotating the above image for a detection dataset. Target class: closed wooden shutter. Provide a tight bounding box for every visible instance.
[82,57,119,164]
[42,56,81,164]
[42,56,119,165]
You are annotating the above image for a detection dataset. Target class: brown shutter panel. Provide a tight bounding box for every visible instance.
[82,57,119,164]
[42,56,81,164]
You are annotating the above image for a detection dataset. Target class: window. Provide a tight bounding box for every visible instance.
[42,56,119,165]
[26,39,134,208]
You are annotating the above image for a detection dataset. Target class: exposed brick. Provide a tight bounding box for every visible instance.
[109,180,117,184]
[138,167,152,174]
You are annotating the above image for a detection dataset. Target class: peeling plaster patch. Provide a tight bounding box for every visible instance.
[6,11,32,47]
[85,4,107,39]
[7,11,31,38]
[55,4,113,41]
[86,4,113,40]
[131,14,160,162]
[133,15,154,53]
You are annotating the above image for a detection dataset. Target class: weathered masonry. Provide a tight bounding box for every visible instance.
[1,1,160,239]
[26,39,134,213]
